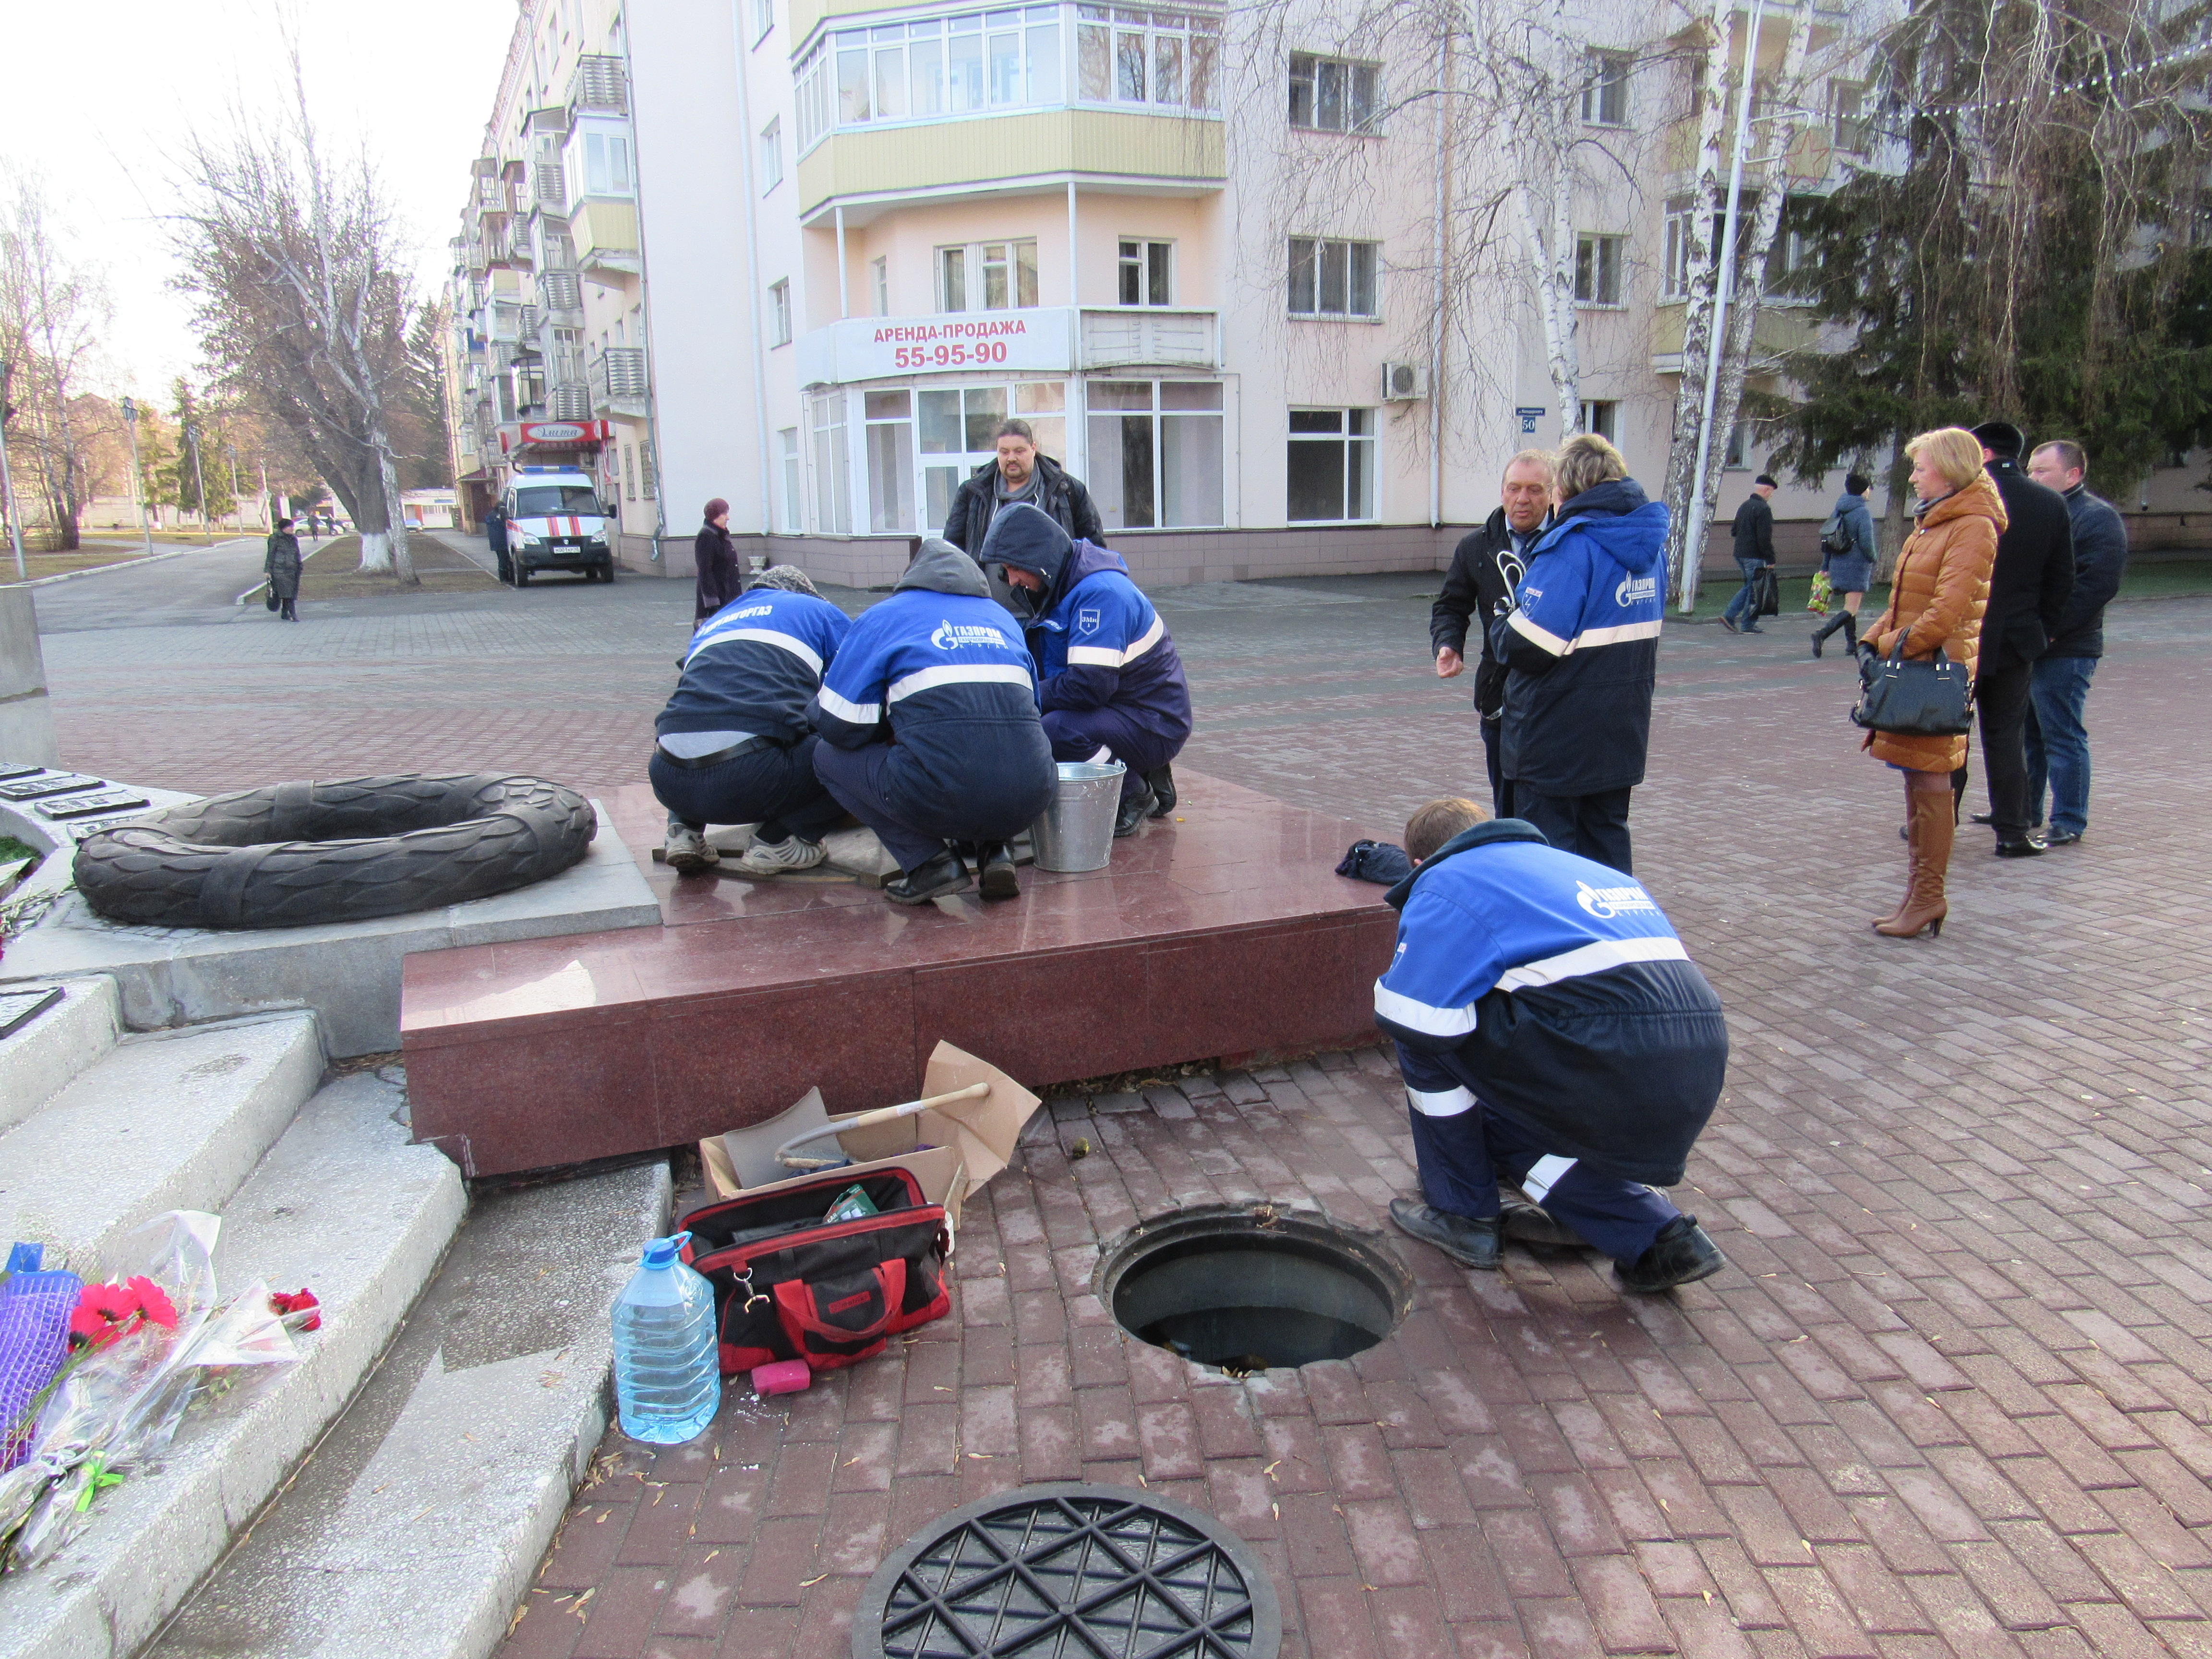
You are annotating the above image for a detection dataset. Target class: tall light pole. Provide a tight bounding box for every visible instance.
[120,396,152,557]
[184,420,209,545]
[0,359,27,582]
[225,444,242,535]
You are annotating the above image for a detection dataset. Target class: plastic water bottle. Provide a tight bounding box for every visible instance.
[611,1232,720,1443]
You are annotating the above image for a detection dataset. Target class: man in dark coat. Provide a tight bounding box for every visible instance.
[1431,450,1553,817]
[1962,421,2074,855]
[484,504,512,584]
[2022,440,2128,846]
[1719,475,1777,634]
[943,420,1105,566]
[694,497,742,623]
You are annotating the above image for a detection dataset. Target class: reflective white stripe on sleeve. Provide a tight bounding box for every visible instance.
[887,662,1035,703]
[1571,619,1664,649]
[686,627,825,673]
[814,685,882,724]
[1506,608,1572,656]
[1089,745,1114,763]
[1065,614,1164,669]
[1374,979,1479,1037]
[1493,936,1688,993]
[1406,1084,1476,1118]
[1521,1154,1577,1203]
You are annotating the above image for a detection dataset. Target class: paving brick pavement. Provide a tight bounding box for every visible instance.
[33,565,2212,1657]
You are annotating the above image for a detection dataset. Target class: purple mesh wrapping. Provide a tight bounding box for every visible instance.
[0,1270,82,1470]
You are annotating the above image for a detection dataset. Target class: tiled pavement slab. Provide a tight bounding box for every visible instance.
[37,566,2212,1656]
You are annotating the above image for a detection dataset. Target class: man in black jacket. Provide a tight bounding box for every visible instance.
[942,420,1105,564]
[1429,450,1553,815]
[1963,422,2075,856]
[1719,475,1777,634]
[2022,440,2128,845]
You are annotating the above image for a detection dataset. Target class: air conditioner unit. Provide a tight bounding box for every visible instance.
[1381,361,1428,401]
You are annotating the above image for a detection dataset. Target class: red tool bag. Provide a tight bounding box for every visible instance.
[679,1167,951,1374]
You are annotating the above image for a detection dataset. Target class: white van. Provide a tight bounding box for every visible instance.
[501,466,614,584]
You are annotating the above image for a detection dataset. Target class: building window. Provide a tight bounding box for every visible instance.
[1119,240,1172,306]
[1077,7,1219,112]
[873,257,890,316]
[769,279,792,346]
[1581,50,1630,126]
[865,390,917,533]
[1831,80,1868,154]
[1287,238,1378,318]
[1586,401,1618,445]
[1723,420,1750,469]
[1286,408,1376,522]
[581,129,633,195]
[1288,54,1378,132]
[760,119,782,191]
[638,439,657,500]
[810,392,851,533]
[938,240,1039,312]
[1575,234,1623,306]
[754,0,774,42]
[1086,380,1223,530]
[1662,198,1693,299]
[623,443,637,502]
[780,428,803,531]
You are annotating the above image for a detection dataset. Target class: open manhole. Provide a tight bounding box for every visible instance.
[1096,1204,1413,1374]
[856,1481,1280,1659]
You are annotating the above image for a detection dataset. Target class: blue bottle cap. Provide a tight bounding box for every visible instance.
[640,1231,691,1269]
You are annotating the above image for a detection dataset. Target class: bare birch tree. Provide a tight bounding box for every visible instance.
[170,60,417,580]
[1657,0,1731,597]
[0,177,108,550]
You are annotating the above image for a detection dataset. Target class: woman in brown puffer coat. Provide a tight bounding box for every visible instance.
[1862,427,2006,938]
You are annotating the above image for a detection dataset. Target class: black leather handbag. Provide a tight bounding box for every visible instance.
[1852,641,1976,736]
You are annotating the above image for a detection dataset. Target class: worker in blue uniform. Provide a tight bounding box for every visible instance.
[651,565,852,878]
[1374,795,1731,1293]
[809,538,1057,903]
[978,502,1190,838]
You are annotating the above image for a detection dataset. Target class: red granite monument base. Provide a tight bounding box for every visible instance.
[399,772,1396,1177]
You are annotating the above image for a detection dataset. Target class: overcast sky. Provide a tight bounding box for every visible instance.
[8,0,518,399]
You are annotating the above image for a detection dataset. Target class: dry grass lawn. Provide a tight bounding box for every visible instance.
[292,535,497,600]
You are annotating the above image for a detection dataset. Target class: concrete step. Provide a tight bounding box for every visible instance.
[0,974,120,1132]
[0,1010,322,1275]
[0,1066,467,1659]
[144,1157,670,1659]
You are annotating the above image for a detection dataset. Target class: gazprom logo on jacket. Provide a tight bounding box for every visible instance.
[1614,574,1659,607]
[929,619,1010,649]
[1576,879,1659,919]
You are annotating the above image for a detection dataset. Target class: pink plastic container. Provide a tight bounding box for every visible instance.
[751,1358,812,1396]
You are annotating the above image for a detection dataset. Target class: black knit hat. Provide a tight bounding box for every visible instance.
[1754,474,1778,488]
[1970,421,2024,458]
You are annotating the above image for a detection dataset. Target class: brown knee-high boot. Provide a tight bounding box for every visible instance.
[1876,774,1919,929]
[1878,786,1952,938]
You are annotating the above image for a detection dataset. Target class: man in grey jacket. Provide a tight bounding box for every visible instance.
[2022,440,2128,845]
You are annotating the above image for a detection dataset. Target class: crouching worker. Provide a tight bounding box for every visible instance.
[652,566,853,877]
[1374,796,1731,1293]
[980,501,1190,836]
[810,538,1056,903]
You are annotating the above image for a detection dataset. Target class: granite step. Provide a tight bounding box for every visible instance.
[0,1066,467,1659]
[144,1157,671,1659]
[0,1010,323,1275]
[0,974,119,1134]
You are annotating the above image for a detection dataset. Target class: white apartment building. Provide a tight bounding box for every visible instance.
[454,0,2092,593]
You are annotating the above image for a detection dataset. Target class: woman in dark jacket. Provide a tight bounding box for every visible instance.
[694,499,741,623]
[1811,472,1878,657]
[264,518,303,622]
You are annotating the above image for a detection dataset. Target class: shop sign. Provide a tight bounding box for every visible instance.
[502,420,612,452]
[798,309,1076,386]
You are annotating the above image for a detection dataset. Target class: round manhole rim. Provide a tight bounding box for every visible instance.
[1093,1202,1416,1375]
[853,1479,1283,1659]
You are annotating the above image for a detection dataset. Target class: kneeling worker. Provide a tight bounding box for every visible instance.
[1374,796,1731,1293]
[979,502,1190,836]
[652,566,853,878]
[810,538,1056,903]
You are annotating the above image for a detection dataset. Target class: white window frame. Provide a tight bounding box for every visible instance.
[1831,78,1869,154]
[1084,378,1225,531]
[1574,233,1624,307]
[1662,198,1694,300]
[1286,238,1380,319]
[1075,6,1220,114]
[760,119,783,192]
[1586,401,1619,445]
[754,0,775,45]
[1286,407,1377,524]
[1288,53,1380,133]
[937,240,1040,313]
[567,121,635,197]
[873,257,891,316]
[1118,239,1173,307]
[769,279,793,346]
[780,428,803,531]
[1581,50,1630,126]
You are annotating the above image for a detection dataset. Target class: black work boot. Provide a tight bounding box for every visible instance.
[1500,1195,1589,1250]
[1388,1198,1502,1271]
[885,849,972,904]
[1145,764,1177,817]
[977,842,1020,900]
[1615,1215,1725,1293]
[1114,780,1156,838]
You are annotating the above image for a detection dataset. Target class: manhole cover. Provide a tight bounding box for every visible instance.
[856,1482,1279,1659]
[1096,1204,1412,1373]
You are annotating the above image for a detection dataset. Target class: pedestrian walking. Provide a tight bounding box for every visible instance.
[694,498,742,624]
[1719,474,1778,634]
[264,517,303,623]
[1430,450,1554,817]
[484,503,513,585]
[2020,439,2128,846]
[1492,433,1666,873]
[1960,421,2074,856]
[1862,428,2005,939]
[1810,472,1877,657]
[942,420,1105,574]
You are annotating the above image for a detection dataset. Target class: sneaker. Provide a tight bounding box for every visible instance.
[1145,764,1177,817]
[885,849,973,904]
[977,842,1020,900]
[1114,781,1156,839]
[1615,1215,1725,1293]
[1388,1198,1501,1271]
[1719,614,1740,634]
[665,824,719,875]
[1500,1195,1589,1250]
[734,834,827,878]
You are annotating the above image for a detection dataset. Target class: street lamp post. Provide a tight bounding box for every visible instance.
[226,444,242,535]
[184,421,209,545]
[120,397,152,558]
[0,359,27,582]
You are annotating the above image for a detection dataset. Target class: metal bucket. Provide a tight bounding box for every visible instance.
[1030,760,1126,873]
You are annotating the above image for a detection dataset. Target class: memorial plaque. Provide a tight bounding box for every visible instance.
[0,772,105,801]
[0,987,65,1042]
[37,790,152,821]
[0,762,50,782]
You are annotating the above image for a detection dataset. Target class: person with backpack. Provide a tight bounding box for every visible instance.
[1810,472,1878,657]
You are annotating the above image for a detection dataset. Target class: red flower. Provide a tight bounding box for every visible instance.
[270,1288,321,1332]
[68,1276,180,1350]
